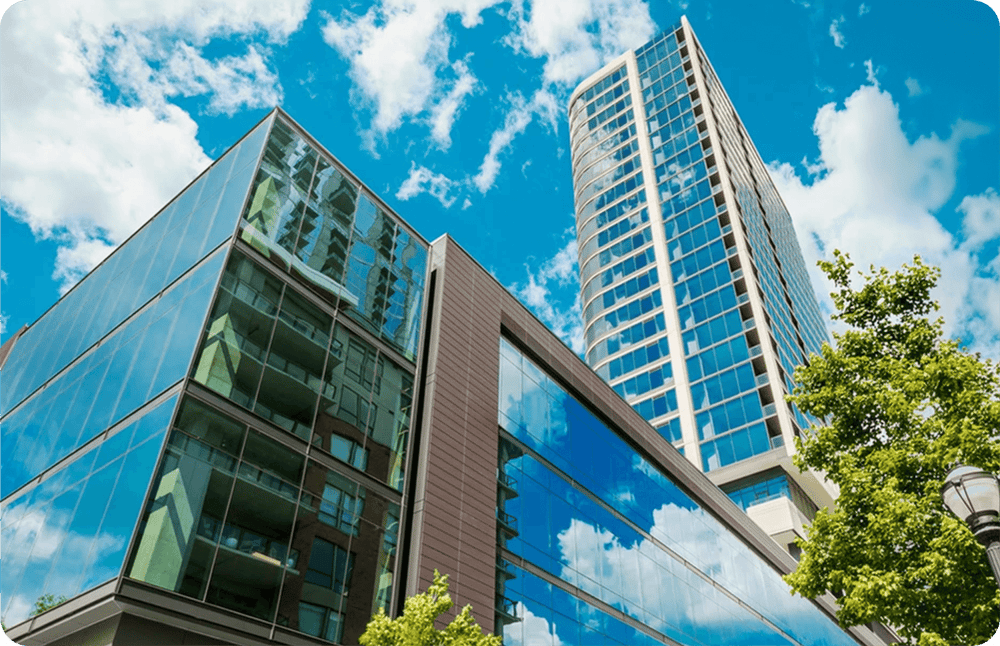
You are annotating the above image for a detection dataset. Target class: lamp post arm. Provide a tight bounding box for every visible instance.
[985,542,1000,588]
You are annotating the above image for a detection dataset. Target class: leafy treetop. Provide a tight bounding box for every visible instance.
[785,251,1000,646]
[360,570,502,646]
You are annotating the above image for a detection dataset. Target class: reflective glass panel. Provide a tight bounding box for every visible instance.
[276,459,400,643]
[2,249,225,497]
[0,396,176,628]
[497,338,862,646]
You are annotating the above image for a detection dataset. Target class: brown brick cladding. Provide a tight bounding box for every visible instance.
[406,236,506,630]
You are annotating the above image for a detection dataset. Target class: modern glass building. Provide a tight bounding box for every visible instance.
[2,108,890,646]
[569,17,836,553]
[1,109,427,645]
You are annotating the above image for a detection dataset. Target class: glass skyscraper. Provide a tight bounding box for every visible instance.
[570,17,835,551]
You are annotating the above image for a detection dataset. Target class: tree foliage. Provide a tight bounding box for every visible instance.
[785,251,1000,646]
[360,571,502,646]
[29,593,67,617]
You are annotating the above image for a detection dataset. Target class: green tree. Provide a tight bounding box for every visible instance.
[360,570,502,646]
[29,593,67,617]
[785,251,1000,646]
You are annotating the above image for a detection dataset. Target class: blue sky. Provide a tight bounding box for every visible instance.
[1,0,998,360]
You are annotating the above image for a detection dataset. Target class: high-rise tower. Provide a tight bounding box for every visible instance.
[570,17,834,552]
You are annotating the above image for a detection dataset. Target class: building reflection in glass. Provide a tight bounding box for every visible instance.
[497,337,860,646]
[126,397,399,643]
[191,251,415,492]
[236,116,426,362]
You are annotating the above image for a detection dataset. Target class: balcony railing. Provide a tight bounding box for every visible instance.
[495,596,519,625]
[497,471,518,495]
[496,557,516,581]
[496,510,519,538]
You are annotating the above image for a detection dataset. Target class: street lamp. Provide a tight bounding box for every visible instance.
[941,465,1000,587]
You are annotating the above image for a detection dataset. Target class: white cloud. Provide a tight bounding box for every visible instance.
[864,59,879,85]
[320,0,499,147]
[904,77,925,97]
[395,162,460,208]
[474,93,533,193]
[959,188,1000,250]
[858,3,870,15]
[829,16,846,48]
[473,88,559,194]
[767,81,998,356]
[506,0,655,85]
[429,59,478,149]
[0,0,308,292]
[508,228,585,354]
[504,603,565,646]
[158,43,283,115]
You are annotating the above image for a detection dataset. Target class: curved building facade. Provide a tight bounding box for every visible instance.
[570,17,836,552]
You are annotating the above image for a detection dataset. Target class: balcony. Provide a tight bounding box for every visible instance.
[496,510,519,538]
[496,557,516,581]
[497,471,518,496]
[495,596,519,625]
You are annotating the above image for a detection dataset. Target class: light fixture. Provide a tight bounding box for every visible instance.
[941,465,1000,586]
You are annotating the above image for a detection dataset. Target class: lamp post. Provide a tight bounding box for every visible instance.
[941,465,1000,587]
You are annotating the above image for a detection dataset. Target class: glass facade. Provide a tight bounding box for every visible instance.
[187,249,416,491]
[497,338,857,646]
[1,111,427,644]
[0,116,270,417]
[118,113,427,644]
[692,45,826,437]
[0,114,270,630]
[1,248,228,497]
[237,117,426,362]
[124,397,400,644]
[570,19,831,521]
[1,396,177,626]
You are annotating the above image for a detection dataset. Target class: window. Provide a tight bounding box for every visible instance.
[329,434,368,470]
[344,338,378,393]
[319,477,365,536]
[305,538,354,595]
[299,601,344,642]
